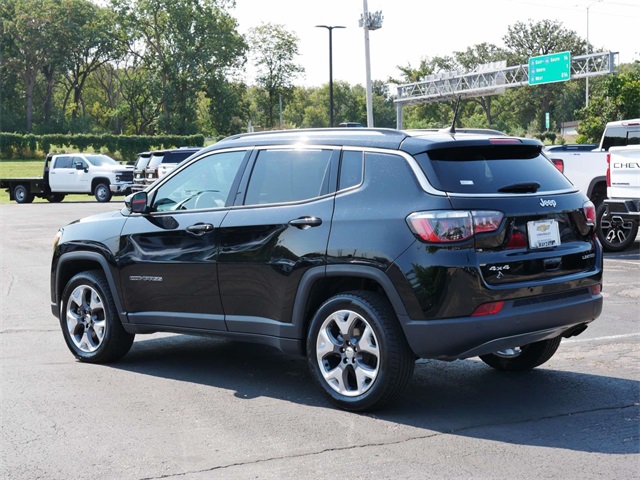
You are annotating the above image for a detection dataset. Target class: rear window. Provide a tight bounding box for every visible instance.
[415,145,574,194]
[601,125,640,151]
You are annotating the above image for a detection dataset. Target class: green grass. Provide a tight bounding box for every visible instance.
[0,159,110,205]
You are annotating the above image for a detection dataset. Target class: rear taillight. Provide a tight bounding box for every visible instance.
[606,153,611,187]
[551,158,564,173]
[583,200,596,225]
[407,211,503,243]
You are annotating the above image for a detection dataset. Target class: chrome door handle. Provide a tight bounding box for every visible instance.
[288,217,322,229]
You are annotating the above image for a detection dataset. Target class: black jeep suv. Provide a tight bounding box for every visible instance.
[51,128,603,411]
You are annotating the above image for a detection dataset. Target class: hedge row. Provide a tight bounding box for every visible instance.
[0,133,205,161]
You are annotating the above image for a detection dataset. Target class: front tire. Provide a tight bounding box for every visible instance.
[60,270,134,363]
[479,337,562,372]
[596,203,638,252]
[307,291,415,412]
[94,182,112,202]
[14,184,34,204]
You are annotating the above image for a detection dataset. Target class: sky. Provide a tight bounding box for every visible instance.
[230,0,640,89]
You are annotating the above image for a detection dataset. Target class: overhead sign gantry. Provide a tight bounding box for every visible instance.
[394,51,617,129]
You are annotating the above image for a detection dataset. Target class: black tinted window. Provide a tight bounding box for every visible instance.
[245,149,332,205]
[415,145,573,194]
[601,126,640,150]
[339,151,364,190]
[163,151,196,164]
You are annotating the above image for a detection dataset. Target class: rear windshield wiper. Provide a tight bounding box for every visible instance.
[497,182,541,193]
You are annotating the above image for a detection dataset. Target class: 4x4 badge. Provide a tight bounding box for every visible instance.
[539,199,557,208]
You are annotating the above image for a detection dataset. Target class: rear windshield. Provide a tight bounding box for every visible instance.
[415,145,574,194]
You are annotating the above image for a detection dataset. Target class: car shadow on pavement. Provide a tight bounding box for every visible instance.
[113,334,639,455]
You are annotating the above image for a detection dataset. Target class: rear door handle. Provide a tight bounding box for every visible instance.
[186,223,214,235]
[288,217,322,229]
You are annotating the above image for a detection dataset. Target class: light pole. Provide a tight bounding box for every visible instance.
[585,0,603,107]
[359,1,383,127]
[316,25,345,127]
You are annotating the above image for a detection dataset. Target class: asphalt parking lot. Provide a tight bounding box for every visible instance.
[1,202,638,480]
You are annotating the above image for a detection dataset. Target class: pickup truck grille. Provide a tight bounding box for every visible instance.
[116,171,134,182]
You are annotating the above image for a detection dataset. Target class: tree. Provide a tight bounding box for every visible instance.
[1,0,58,131]
[248,23,303,128]
[577,62,640,142]
[503,20,587,132]
[112,0,246,134]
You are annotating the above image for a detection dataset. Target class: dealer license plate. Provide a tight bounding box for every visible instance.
[527,219,561,249]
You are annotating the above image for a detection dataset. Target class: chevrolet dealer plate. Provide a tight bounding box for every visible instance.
[527,219,561,249]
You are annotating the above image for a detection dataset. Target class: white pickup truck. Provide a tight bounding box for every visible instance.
[596,145,640,251]
[544,119,640,209]
[0,153,134,203]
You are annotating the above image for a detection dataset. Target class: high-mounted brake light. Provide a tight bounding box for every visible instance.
[407,211,503,243]
[489,138,521,144]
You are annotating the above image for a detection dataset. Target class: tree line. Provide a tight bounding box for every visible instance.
[1,0,638,143]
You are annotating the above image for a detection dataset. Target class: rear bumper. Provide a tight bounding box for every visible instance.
[604,199,640,222]
[400,287,602,360]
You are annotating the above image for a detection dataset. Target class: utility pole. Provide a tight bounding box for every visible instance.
[360,1,383,127]
[585,0,603,107]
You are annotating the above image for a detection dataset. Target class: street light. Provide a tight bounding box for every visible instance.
[585,0,603,107]
[316,25,345,127]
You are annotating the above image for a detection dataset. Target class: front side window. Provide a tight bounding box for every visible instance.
[244,149,333,205]
[152,150,246,212]
[85,154,118,167]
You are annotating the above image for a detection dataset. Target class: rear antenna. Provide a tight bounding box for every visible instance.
[448,96,462,135]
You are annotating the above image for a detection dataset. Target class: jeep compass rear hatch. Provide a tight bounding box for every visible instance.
[411,141,598,285]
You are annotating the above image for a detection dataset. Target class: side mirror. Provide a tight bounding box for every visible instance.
[125,191,149,214]
[75,162,84,170]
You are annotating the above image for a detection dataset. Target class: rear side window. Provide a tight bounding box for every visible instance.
[339,150,364,190]
[415,145,574,194]
[163,151,196,164]
[245,149,332,205]
[54,156,73,169]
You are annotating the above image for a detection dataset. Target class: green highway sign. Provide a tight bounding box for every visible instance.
[528,51,571,85]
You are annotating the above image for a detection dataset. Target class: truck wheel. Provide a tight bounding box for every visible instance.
[46,193,65,203]
[94,182,112,202]
[306,291,415,412]
[596,204,638,252]
[60,270,134,363]
[479,336,562,372]
[13,184,34,204]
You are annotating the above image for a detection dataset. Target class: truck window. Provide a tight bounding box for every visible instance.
[54,157,73,169]
[601,126,640,150]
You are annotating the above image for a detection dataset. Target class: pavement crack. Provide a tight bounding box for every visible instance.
[137,403,638,480]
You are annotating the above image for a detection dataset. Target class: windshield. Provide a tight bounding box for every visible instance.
[147,153,166,168]
[86,154,119,167]
[135,155,151,169]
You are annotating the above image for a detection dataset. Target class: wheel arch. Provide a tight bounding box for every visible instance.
[587,177,607,205]
[292,265,408,347]
[54,251,126,321]
[91,177,111,191]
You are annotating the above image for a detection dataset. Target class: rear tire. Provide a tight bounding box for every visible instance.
[94,182,112,203]
[479,337,562,372]
[596,203,638,252]
[60,270,134,363]
[46,193,65,203]
[14,184,34,204]
[306,291,415,412]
